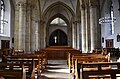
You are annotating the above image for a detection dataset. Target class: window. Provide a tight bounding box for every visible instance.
[50,17,67,26]
[117,34,120,42]
[0,0,5,34]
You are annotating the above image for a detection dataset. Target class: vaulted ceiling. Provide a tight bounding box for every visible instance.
[12,0,105,24]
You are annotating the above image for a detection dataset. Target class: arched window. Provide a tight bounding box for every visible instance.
[0,0,5,34]
[50,17,67,26]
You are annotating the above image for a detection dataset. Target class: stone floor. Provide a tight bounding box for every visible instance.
[41,57,120,79]
[41,60,73,79]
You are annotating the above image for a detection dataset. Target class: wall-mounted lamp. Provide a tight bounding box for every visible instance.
[1,20,8,24]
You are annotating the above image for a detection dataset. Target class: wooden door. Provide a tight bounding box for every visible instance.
[1,40,10,49]
[49,29,68,46]
[106,39,114,48]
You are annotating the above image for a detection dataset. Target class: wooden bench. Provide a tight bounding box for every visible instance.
[75,60,120,79]
[41,46,80,59]
[0,48,14,57]
[68,53,107,73]
[103,48,120,57]
[81,62,120,79]
[4,53,47,72]
[1,59,38,79]
[0,63,26,79]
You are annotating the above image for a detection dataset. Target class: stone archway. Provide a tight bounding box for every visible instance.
[49,29,68,46]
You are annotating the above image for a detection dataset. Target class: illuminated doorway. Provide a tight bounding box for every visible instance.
[49,29,68,46]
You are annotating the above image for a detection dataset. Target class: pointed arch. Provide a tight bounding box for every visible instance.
[42,1,75,18]
[47,13,69,26]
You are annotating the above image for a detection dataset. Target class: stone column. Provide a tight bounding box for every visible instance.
[89,0,101,50]
[31,6,37,51]
[14,3,19,50]
[35,21,40,50]
[76,20,80,50]
[40,20,46,49]
[73,20,77,49]
[85,4,91,52]
[81,5,87,52]
[37,21,41,50]
[0,0,1,34]
[34,10,40,51]
[18,2,26,50]
[25,3,31,52]
[67,22,72,47]
[71,18,75,48]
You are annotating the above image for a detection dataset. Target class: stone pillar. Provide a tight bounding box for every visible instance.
[81,5,87,52]
[77,22,80,50]
[18,2,26,50]
[25,3,31,52]
[89,0,101,50]
[14,3,19,50]
[75,20,80,50]
[37,21,41,50]
[0,0,1,34]
[35,21,40,50]
[46,25,49,47]
[85,4,91,52]
[67,22,72,47]
[71,18,75,48]
[31,6,37,51]
[73,20,77,49]
[40,20,46,49]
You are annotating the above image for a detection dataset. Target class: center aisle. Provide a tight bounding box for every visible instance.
[41,60,73,79]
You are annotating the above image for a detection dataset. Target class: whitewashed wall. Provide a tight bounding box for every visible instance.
[101,0,120,48]
[0,0,14,49]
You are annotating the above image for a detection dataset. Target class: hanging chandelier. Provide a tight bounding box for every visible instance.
[99,16,116,24]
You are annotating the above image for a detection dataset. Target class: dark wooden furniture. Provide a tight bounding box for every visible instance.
[80,62,120,79]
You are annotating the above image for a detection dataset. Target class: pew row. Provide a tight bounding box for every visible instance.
[68,53,109,73]
[3,53,47,73]
[75,61,120,79]
[41,46,80,59]
[0,63,26,79]
[0,60,40,79]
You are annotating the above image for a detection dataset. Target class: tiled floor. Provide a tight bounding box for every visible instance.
[41,60,73,79]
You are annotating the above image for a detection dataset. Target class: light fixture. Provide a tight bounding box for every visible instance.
[1,19,8,24]
[99,17,116,24]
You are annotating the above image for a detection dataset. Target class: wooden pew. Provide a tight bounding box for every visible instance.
[0,48,14,56]
[73,57,108,79]
[78,62,120,79]
[42,46,80,59]
[0,63,26,79]
[103,48,120,57]
[1,59,37,79]
[4,53,47,73]
[67,52,83,72]
[71,53,109,79]
[68,53,107,73]
[14,49,24,55]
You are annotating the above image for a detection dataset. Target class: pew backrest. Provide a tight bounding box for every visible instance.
[78,62,120,79]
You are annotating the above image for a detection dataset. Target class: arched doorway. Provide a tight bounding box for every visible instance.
[49,29,68,46]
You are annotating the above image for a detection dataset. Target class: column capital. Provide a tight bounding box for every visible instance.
[73,20,80,24]
[89,0,98,8]
[81,4,86,10]
[40,20,45,24]
[17,2,26,8]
